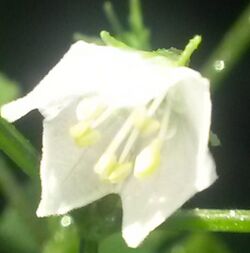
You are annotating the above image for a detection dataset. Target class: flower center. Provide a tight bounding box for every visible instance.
[70,94,172,184]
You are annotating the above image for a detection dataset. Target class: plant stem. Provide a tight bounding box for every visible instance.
[164,209,250,232]
[0,117,38,178]
[129,0,144,32]
[82,240,98,253]
[103,1,124,35]
[201,3,250,89]
[0,156,46,245]
[128,0,150,50]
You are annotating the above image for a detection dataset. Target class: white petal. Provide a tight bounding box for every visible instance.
[36,100,123,217]
[1,41,96,121]
[1,41,193,122]
[120,68,216,248]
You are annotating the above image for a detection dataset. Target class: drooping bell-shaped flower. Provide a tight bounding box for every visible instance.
[1,38,216,248]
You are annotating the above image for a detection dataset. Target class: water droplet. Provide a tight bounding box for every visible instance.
[214,60,225,72]
[60,215,73,227]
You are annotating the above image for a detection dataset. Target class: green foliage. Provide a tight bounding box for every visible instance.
[0,118,38,178]
[42,217,80,253]
[0,208,38,253]
[0,72,37,178]
[164,233,231,253]
[0,74,20,106]
[100,31,130,49]
[99,233,151,253]
[103,0,150,50]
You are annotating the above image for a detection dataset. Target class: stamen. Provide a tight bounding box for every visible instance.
[131,92,166,136]
[70,121,91,139]
[94,93,171,183]
[147,92,167,116]
[70,122,101,147]
[119,129,139,163]
[75,130,101,147]
[94,115,133,180]
[114,93,168,181]
[105,116,133,155]
[76,97,106,121]
[94,153,117,178]
[70,99,114,148]
[134,138,161,179]
[133,102,172,179]
[108,162,133,183]
[94,153,132,183]
[158,102,172,139]
[132,108,160,136]
[92,108,114,128]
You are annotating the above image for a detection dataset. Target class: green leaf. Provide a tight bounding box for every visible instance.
[73,195,122,242]
[103,0,150,50]
[0,155,46,245]
[0,208,38,253]
[0,117,38,178]
[43,216,80,253]
[164,233,231,253]
[99,233,151,253]
[0,73,20,105]
[127,0,150,50]
[100,31,130,49]
[103,1,124,35]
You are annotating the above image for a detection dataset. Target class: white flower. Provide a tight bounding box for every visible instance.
[1,41,217,248]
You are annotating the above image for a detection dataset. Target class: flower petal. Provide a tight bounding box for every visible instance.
[120,68,216,248]
[36,100,123,217]
[1,41,192,122]
[1,41,97,121]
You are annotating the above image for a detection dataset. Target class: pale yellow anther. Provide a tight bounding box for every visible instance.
[94,154,133,183]
[108,162,133,184]
[75,130,101,147]
[94,153,117,179]
[139,118,160,136]
[134,138,162,179]
[132,108,160,135]
[70,121,101,147]
[69,121,91,139]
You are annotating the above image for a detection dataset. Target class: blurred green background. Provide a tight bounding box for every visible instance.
[0,0,249,252]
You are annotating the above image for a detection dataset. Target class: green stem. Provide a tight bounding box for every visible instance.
[129,0,143,32]
[0,117,38,178]
[177,35,202,66]
[128,0,150,50]
[82,240,98,253]
[103,1,124,35]
[201,3,250,89]
[164,209,250,232]
[0,156,45,245]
